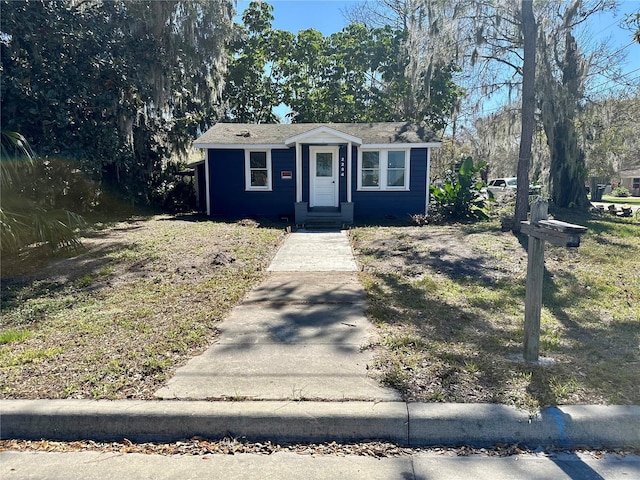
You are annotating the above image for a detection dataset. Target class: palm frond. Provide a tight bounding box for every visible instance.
[1,131,36,189]
[1,131,85,255]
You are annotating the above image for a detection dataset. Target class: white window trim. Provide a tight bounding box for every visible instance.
[245,150,272,191]
[357,148,410,191]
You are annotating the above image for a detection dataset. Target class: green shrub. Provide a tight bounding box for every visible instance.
[612,186,630,197]
[428,157,489,222]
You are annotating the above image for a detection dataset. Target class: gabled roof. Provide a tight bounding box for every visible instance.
[284,125,363,146]
[193,122,441,149]
[619,168,640,178]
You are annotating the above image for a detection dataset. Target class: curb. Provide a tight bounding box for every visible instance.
[2,400,639,449]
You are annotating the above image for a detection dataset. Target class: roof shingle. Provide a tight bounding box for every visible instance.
[194,122,441,146]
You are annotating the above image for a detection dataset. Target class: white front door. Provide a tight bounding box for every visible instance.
[310,147,339,207]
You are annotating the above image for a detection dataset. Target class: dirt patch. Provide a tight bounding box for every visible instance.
[354,225,528,281]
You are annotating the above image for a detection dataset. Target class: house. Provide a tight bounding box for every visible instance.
[619,168,640,197]
[191,122,441,225]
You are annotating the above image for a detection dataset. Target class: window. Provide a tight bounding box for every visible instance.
[633,178,640,189]
[245,150,272,191]
[361,151,380,187]
[387,151,406,187]
[316,153,333,177]
[358,149,409,190]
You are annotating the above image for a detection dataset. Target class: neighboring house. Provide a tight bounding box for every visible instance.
[619,169,640,196]
[191,122,441,225]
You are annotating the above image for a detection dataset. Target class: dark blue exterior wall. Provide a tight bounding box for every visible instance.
[206,146,429,221]
[351,148,428,219]
[208,148,296,219]
[338,144,348,202]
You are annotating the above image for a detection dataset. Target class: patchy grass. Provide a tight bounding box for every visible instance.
[0,214,284,399]
[601,195,640,205]
[0,330,31,345]
[352,212,639,411]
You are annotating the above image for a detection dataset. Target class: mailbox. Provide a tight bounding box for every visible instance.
[520,219,587,247]
[520,198,587,362]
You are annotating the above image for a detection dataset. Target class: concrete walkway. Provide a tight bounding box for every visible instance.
[155,230,398,401]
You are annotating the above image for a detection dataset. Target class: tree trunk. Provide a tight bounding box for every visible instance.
[513,0,537,232]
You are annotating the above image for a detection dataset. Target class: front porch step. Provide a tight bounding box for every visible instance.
[303,211,344,230]
[306,211,342,218]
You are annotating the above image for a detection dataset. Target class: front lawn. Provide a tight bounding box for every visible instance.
[601,195,640,205]
[0,214,284,399]
[352,212,639,410]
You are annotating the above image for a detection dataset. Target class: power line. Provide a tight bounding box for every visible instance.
[591,17,627,37]
[590,65,640,91]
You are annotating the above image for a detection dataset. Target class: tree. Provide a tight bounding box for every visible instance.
[627,12,640,43]
[223,1,291,123]
[578,91,640,177]
[346,0,469,130]
[225,2,464,129]
[537,1,595,209]
[1,0,233,206]
[463,0,620,210]
[514,0,536,231]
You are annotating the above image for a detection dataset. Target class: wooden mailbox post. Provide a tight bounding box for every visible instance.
[519,199,587,363]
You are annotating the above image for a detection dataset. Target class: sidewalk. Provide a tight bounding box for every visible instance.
[3,450,640,480]
[154,230,398,401]
[2,230,639,450]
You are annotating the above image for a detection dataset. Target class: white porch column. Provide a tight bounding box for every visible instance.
[346,141,352,203]
[296,142,302,203]
[205,153,211,216]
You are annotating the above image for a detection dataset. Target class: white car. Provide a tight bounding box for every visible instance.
[486,177,542,196]
[487,177,518,191]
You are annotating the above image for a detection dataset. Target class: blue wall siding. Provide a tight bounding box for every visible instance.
[351,148,428,219]
[207,146,429,221]
[339,144,348,203]
[208,148,296,218]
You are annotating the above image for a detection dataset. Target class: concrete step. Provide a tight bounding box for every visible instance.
[303,222,343,230]
[304,213,343,230]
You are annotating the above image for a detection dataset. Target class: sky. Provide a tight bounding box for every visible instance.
[236,0,640,61]
[235,0,640,118]
[236,0,360,35]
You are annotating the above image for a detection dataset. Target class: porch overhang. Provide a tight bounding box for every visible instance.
[285,126,362,146]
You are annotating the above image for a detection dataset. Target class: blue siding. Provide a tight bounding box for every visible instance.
[351,148,428,219]
[338,144,348,203]
[206,146,430,221]
[208,148,296,219]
